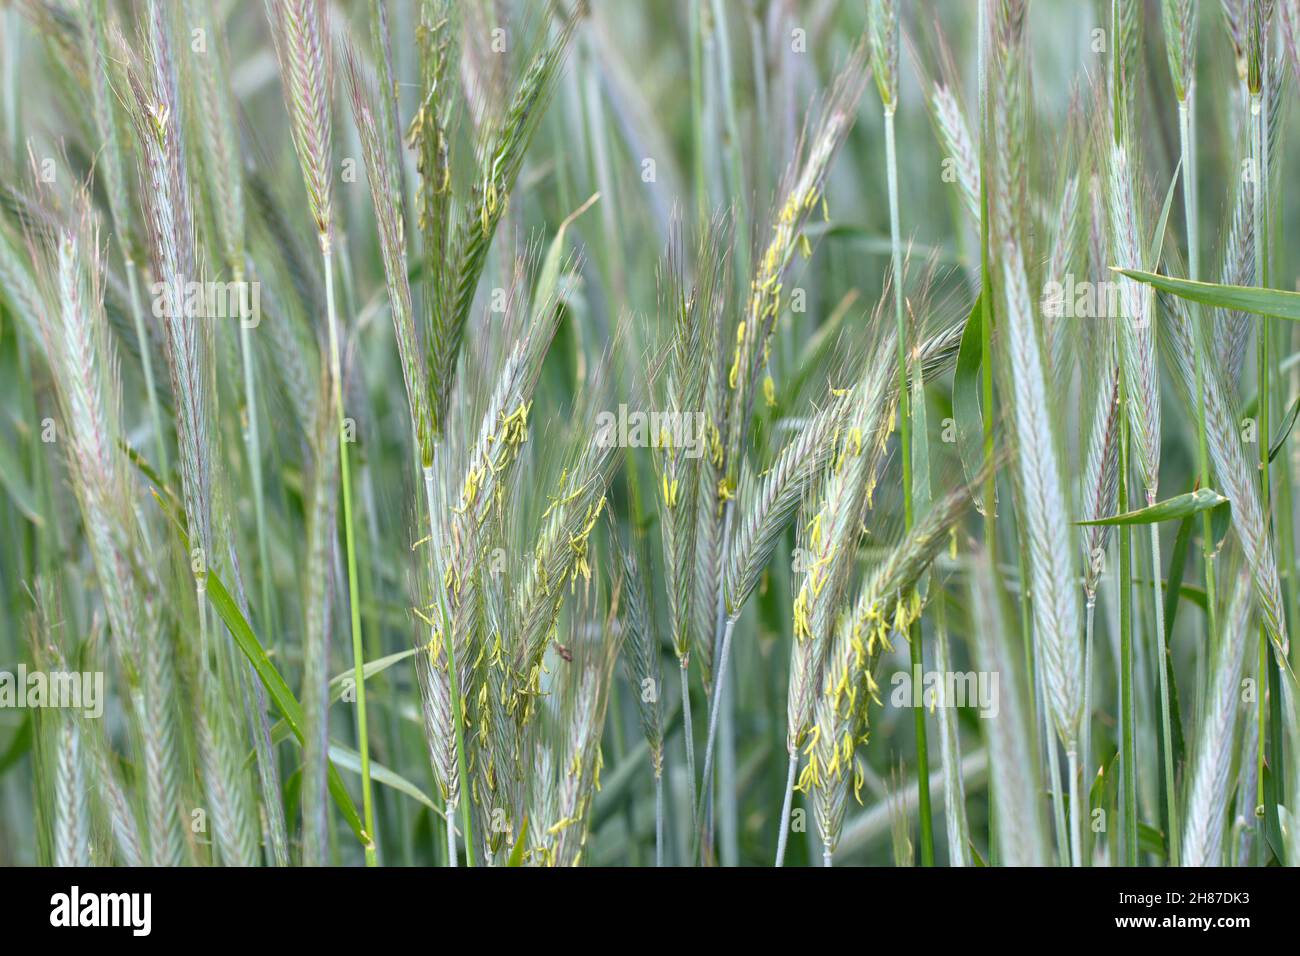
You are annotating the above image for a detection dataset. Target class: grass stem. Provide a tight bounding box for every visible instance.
[423,463,474,866]
[696,614,735,847]
[775,751,797,866]
[125,261,168,475]
[885,102,932,868]
[324,248,376,867]
[655,771,664,867]
[1179,95,1219,655]
[680,661,697,830]
[1081,595,1095,860]
[1250,90,1271,825]
[1118,382,1138,864]
[236,269,274,650]
[1148,513,1178,865]
[1067,749,1082,866]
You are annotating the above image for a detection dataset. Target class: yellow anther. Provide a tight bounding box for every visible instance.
[807,512,824,551]
[793,588,812,641]
[716,477,735,512]
[728,321,747,389]
[803,723,821,755]
[662,473,679,508]
[866,670,882,707]
[892,600,909,635]
[499,401,531,454]
[456,465,483,513]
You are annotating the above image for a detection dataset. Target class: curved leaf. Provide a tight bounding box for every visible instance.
[1075,488,1226,526]
[329,742,443,819]
[1117,268,1300,321]
[506,816,530,866]
[207,571,367,845]
[952,291,987,512]
[1269,392,1300,463]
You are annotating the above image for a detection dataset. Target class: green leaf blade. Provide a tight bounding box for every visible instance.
[1117,269,1300,321]
[1075,488,1227,526]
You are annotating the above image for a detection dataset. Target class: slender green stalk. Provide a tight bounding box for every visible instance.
[700,500,734,859]
[444,796,457,865]
[976,0,997,587]
[718,673,737,865]
[1149,513,1178,865]
[1082,600,1094,780]
[1067,748,1082,866]
[980,288,995,568]
[323,249,376,867]
[689,0,708,222]
[908,619,932,863]
[1179,98,1200,266]
[1257,636,1268,817]
[1081,596,1095,865]
[1179,95,1219,650]
[236,274,273,648]
[886,108,911,541]
[931,575,970,865]
[775,751,797,866]
[655,772,664,867]
[680,662,697,826]
[194,576,213,859]
[696,615,734,833]
[885,103,931,867]
[1118,384,1138,864]
[1250,88,1270,821]
[1045,696,1068,864]
[125,263,168,475]
[423,461,475,867]
[710,0,750,293]
[977,0,997,576]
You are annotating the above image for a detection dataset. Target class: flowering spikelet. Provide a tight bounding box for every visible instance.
[1107,144,1161,501]
[722,42,868,479]
[431,7,579,439]
[1002,238,1083,750]
[808,482,972,860]
[1161,0,1197,102]
[266,0,334,253]
[344,46,433,462]
[28,188,187,867]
